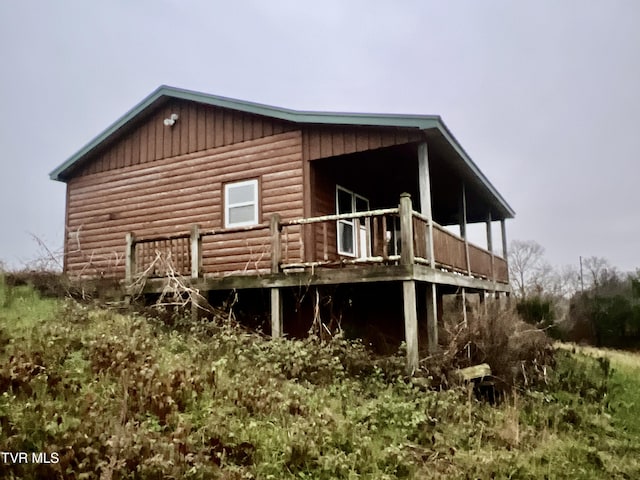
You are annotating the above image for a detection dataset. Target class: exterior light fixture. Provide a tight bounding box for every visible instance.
[163,113,179,127]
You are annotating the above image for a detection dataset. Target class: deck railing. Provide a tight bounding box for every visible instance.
[278,208,401,268]
[125,195,509,284]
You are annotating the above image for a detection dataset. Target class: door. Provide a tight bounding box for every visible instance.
[336,186,370,258]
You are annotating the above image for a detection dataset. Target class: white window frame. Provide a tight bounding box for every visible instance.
[336,185,370,257]
[224,179,259,228]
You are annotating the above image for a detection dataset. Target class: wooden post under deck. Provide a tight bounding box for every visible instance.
[403,280,419,373]
[426,283,438,354]
[125,232,135,284]
[400,193,418,372]
[270,214,283,338]
[271,287,283,338]
[190,224,202,279]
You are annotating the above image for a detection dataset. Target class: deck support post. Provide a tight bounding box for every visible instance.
[402,280,419,373]
[399,193,414,266]
[479,291,488,315]
[191,293,205,321]
[190,224,202,279]
[418,143,435,267]
[271,288,283,338]
[270,214,284,339]
[125,232,135,284]
[461,287,468,327]
[426,283,439,354]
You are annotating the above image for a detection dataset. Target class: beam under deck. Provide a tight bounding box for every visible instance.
[138,263,511,294]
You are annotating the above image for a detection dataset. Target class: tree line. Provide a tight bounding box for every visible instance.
[508,240,640,348]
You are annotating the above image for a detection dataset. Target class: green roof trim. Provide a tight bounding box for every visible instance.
[49,85,514,217]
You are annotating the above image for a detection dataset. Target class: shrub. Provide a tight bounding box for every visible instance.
[569,272,640,348]
[516,296,554,324]
[431,305,554,392]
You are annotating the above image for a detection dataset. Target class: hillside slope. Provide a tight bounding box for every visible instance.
[1,282,639,479]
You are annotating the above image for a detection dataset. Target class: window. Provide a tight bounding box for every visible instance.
[225,179,259,228]
[336,186,370,257]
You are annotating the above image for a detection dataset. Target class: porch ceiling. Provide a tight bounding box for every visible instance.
[423,127,514,222]
[313,141,513,226]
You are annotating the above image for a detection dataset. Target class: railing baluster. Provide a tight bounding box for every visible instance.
[381,215,388,261]
[365,216,371,257]
[322,223,328,261]
[356,218,362,258]
[372,217,379,257]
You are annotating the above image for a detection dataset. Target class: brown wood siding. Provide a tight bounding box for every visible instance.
[63,184,70,273]
[302,125,423,162]
[65,132,304,278]
[302,125,422,262]
[71,100,295,178]
[309,165,339,262]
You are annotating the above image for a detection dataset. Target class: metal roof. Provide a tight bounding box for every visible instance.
[49,85,514,218]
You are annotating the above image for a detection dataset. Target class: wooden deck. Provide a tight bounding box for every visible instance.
[124,195,509,294]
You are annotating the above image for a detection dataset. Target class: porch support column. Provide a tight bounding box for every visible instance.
[403,280,419,373]
[426,283,439,354]
[418,142,435,267]
[501,219,510,300]
[500,219,508,262]
[486,212,495,282]
[271,288,283,338]
[486,212,493,253]
[460,184,471,274]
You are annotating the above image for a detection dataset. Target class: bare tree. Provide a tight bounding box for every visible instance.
[508,240,547,299]
[555,264,581,298]
[582,256,617,292]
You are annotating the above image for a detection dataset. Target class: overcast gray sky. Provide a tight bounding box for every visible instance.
[1,1,639,273]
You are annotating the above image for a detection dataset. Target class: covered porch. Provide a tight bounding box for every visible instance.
[124,136,514,372]
[124,190,511,373]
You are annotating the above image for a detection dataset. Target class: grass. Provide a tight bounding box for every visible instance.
[1,279,639,478]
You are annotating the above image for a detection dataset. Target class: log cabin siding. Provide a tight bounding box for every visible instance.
[65,131,304,278]
[311,166,339,262]
[72,100,295,178]
[302,125,423,162]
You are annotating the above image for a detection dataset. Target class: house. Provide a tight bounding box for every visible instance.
[50,85,514,371]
